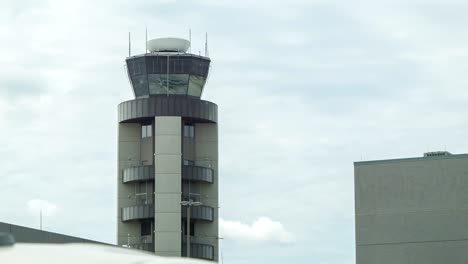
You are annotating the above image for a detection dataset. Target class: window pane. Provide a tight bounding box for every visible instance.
[147,125,152,137]
[184,125,194,138]
[142,125,151,138]
[148,74,188,95]
[127,58,147,76]
[148,74,167,95]
[167,74,188,95]
[131,75,149,98]
[188,75,205,97]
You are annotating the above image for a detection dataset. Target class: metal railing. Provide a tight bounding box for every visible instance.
[124,235,154,252]
[135,194,153,205]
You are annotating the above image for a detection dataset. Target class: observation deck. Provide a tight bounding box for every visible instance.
[126,38,210,99]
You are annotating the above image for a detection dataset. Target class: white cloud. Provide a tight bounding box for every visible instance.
[27,199,58,217]
[220,217,295,244]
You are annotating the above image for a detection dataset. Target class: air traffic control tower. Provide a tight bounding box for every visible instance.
[117,37,218,261]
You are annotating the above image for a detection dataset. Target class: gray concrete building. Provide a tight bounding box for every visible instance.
[354,151,468,264]
[117,37,218,261]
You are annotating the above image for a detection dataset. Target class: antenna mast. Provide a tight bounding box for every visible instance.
[128,32,131,57]
[189,28,192,54]
[145,27,148,53]
[205,32,209,57]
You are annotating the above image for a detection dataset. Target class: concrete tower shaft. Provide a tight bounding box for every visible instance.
[117,37,219,261]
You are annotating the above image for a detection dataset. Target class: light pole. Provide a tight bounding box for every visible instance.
[180,199,202,258]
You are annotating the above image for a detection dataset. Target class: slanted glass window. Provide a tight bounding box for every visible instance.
[148,74,189,95]
[142,125,152,138]
[184,125,194,138]
[148,74,166,95]
[127,58,146,76]
[187,75,205,97]
[131,75,149,98]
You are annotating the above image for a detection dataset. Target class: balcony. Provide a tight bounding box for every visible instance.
[122,166,154,183]
[121,204,154,222]
[118,96,218,124]
[181,205,214,222]
[182,165,214,183]
[181,236,215,260]
[123,165,214,184]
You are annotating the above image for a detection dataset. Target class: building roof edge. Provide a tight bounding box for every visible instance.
[354,153,468,166]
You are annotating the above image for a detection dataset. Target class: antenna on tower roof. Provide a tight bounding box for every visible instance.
[205,32,209,57]
[128,32,131,57]
[145,27,148,53]
[189,28,192,54]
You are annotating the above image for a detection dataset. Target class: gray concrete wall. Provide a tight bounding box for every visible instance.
[154,116,182,257]
[194,123,219,261]
[355,154,468,264]
[117,123,141,246]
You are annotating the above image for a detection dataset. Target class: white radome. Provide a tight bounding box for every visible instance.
[147,38,190,53]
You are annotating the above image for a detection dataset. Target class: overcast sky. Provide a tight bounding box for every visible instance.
[1,0,468,263]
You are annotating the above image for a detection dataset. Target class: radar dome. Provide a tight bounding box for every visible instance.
[147,38,190,52]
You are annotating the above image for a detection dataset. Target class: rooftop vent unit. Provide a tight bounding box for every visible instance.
[424,151,452,157]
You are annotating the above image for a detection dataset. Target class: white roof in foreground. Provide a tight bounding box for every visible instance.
[1,243,210,264]
[147,38,190,52]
